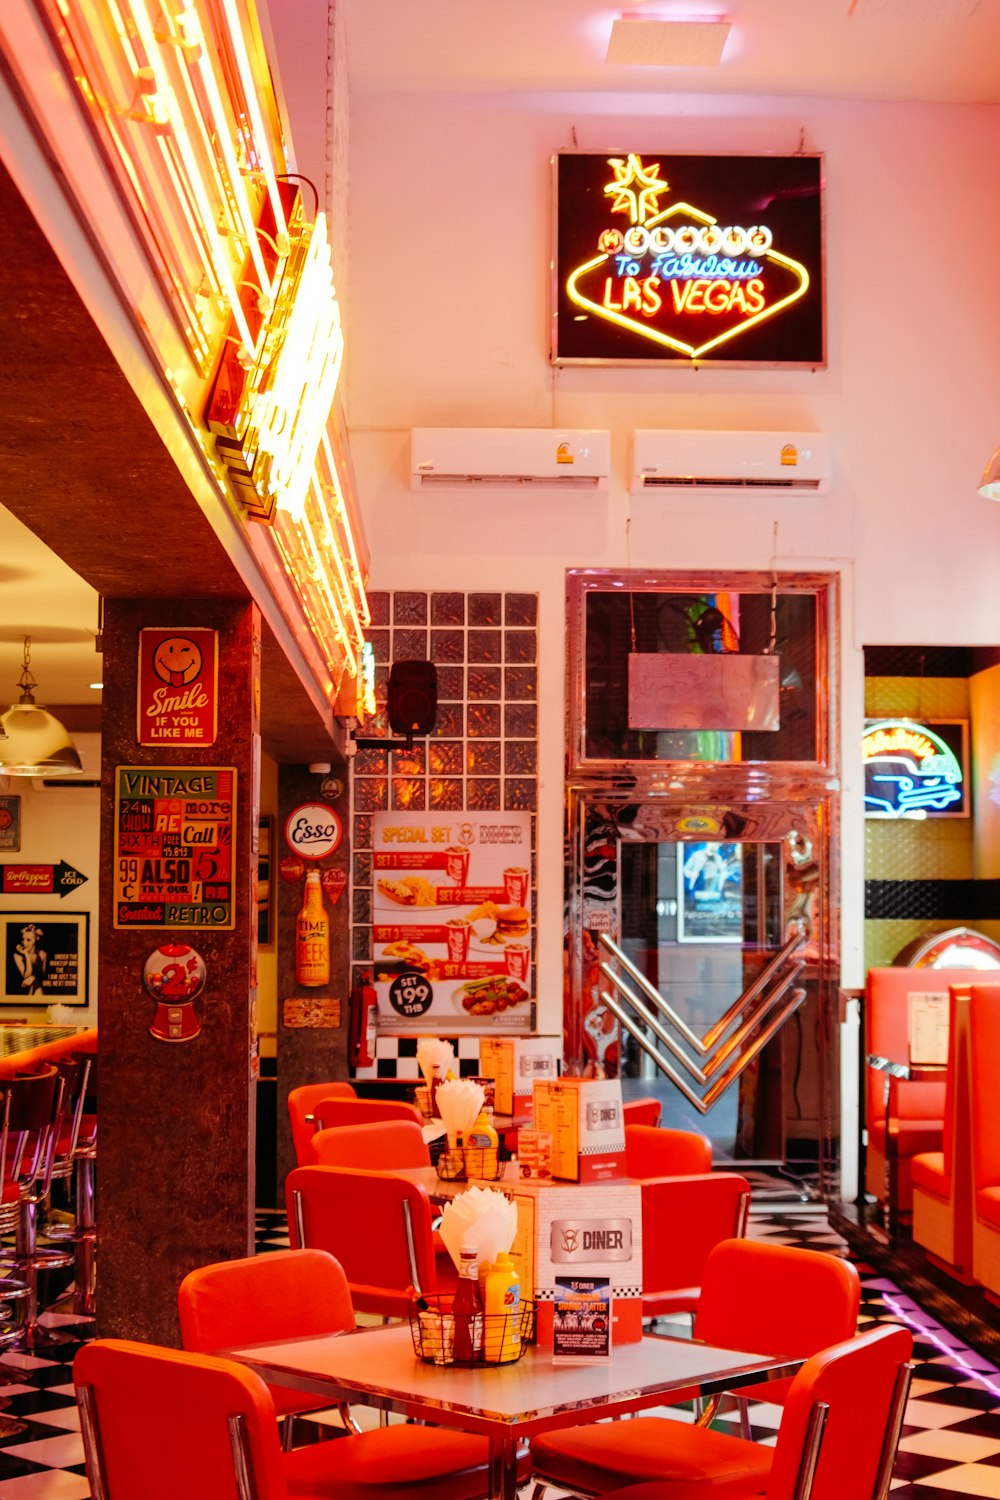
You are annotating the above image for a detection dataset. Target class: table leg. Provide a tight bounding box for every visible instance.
[488,1433,519,1500]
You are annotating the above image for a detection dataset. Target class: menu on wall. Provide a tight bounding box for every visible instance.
[113,766,237,929]
[371,810,534,1032]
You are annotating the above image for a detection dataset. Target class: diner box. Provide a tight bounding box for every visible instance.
[509,1178,643,1346]
[532,1077,625,1183]
[479,1035,560,1117]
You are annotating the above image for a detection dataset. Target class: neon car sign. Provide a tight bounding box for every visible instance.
[863,719,966,819]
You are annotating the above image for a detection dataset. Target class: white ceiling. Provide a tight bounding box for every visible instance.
[337,0,1000,104]
[7,0,1000,711]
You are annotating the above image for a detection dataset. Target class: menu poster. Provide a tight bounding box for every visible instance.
[551,1277,612,1363]
[371,810,533,1033]
[908,991,949,1066]
[114,766,236,929]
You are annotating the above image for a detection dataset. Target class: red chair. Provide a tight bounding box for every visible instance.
[576,1323,913,1500]
[640,1173,750,1323]
[286,1164,457,1318]
[312,1097,424,1132]
[529,1239,861,1497]
[178,1245,502,1492]
[75,1331,511,1500]
[622,1098,663,1129]
[625,1124,712,1179]
[287,1081,357,1166]
[309,1119,430,1169]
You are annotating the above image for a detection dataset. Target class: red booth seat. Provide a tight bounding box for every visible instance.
[912,983,975,1282]
[970,984,1000,1302]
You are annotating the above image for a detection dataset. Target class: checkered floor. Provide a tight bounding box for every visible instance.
[2,1206,1000,1498]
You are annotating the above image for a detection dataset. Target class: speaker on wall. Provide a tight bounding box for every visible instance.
[387,660,438,736]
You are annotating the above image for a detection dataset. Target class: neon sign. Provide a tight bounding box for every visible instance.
[553,153,824,367]
[863,719,967,819]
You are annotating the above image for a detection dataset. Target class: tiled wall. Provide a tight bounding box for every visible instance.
[350,590,539,1072]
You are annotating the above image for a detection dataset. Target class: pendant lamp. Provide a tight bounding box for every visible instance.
[0,637,83,777]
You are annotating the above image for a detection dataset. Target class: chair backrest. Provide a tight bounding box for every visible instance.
[309,1118,431,1169]
[622,1097,663,1129]
[287,1080,357,1165]
[625,1123,712,1179]
[75,1338,288,1500]
[179,1247,355,1352]
[695,1239,861,1404]
[286,1164,439,1317]
[641,1173,750,1295]
[765,1324,913,1500]
[864,968,982,1135]
[0,1065,63,1199]
[312,1097,424,1132]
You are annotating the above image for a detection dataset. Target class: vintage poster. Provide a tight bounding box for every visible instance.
[137,628,219,747]
[371,810,533,1032]
[0,797,21,853]
[113,766,237,929]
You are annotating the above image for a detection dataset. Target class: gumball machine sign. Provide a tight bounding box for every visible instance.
[143,944,208,1042]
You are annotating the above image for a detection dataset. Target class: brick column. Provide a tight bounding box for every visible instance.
[96,598,259,1344]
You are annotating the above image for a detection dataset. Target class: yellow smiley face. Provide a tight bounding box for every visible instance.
[152,636,203,687]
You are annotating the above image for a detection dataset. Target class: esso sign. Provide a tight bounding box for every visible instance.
[284,803,343,860]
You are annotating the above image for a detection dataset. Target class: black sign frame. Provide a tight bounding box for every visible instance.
[551,150,825,369]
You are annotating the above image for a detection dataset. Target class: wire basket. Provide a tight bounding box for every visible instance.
[432,1142,510,1182]
[410,1294,535,1366]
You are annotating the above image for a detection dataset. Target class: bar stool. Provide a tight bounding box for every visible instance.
[44,1052,97,1316]
[0,1065,76,1350]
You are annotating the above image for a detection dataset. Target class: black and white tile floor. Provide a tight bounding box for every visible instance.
[1,1205,999,1498]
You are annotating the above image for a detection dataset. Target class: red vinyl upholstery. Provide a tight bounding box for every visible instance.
[308,1119,430,1169]
[864,968,958,1217]
[288,1082,357,1166]
[970,984,1000,1299]
[912,983,976,1281]
[624,1125,712,1180]
[568,1324,913,1500]
[640,1173,750,1319]
[529,1239,861,1497]
[622,1098,663,1129]
[312,1097,423,1132]
[286,1164,457,1317]
[75,1334,508,1500]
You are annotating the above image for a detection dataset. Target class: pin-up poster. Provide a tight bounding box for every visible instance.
[371,811,534,1032]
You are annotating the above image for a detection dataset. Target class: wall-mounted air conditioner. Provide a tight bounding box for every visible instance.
[410,428,611,492]
[630,430,831,496]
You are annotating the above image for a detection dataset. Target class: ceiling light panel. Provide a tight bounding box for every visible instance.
[606,18,731,67]
[848,0,980,18]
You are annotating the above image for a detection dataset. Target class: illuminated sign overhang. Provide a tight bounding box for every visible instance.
[863,718,966,819]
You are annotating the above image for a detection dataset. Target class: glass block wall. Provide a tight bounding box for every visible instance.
[351,590,539,1060]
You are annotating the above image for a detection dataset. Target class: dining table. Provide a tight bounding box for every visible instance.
[225,1320,802,1500]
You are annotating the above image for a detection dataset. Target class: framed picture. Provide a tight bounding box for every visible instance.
[677,842,743,944]
[0,796,21,853]
[257,816,274,947]
[1,911,89,1006]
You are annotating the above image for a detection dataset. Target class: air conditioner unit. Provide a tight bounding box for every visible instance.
[630,430,831,496]
[410,428,611,492]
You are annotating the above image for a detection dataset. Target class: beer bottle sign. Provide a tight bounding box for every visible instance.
[295,869,330,986]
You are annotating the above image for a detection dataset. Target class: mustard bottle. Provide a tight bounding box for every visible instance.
[483,1251,521,1363]
[465,1107,499,1178]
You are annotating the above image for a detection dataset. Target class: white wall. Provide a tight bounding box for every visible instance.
[345,91,1000,1116]
[0,733,100,1024]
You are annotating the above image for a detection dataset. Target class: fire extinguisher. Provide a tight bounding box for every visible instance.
[349,970,378,1068]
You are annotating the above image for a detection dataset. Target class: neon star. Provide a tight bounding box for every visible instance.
[604,154,668,225]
